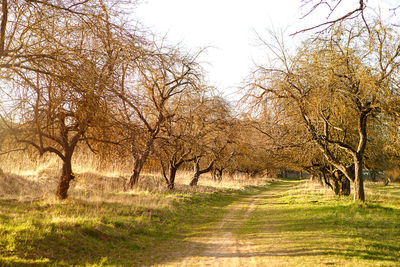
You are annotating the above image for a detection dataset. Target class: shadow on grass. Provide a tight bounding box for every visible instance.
[234,181,400,265]
[136,180,400,265]
[3,179,398,266]
[0,183,263,266]
[140,240,398,262]
[136,180,399,265]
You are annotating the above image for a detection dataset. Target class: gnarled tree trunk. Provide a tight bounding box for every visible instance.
[167,165,178,190]
[126,139,154,190]
[55,159,74,200]
[190,172,200,187]
[161,160,185,190]
[190,158,214,186]
[331,169,351,196]
[126,156,146,189]
[310,163,351,196]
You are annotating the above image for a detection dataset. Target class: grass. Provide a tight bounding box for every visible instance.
[1,157,400,266]
[0,168,269,266]
[237,180,400,266]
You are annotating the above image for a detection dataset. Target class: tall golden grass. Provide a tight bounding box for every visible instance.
[0,150,269,202]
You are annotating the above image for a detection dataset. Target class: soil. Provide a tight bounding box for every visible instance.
[159,191,272,267]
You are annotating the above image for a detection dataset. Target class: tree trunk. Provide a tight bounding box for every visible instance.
[126,149,152,189]
[321,170,331,188]
[190,159,201,186]
[352,112,368,201]
[339,176,351,196]
[126,136,156,190]
[55,159,74,200]
[190,159,214,186]
[216,168,223,182]
[190,173,200,186]
[211,169,217,181]
[211,168,223,182]
[167,166,177,190]
[332,169,351,196]
[127,168,140,189]
[331,179,340,195]
[126,158,144,189]
[353,158,365,201]
[332,177,351,196]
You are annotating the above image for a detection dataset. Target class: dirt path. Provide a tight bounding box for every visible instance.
[159,182,293,266]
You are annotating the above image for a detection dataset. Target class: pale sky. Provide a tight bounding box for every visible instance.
[134,0,392,99]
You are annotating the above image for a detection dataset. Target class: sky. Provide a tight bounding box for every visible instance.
[133,0,392,99]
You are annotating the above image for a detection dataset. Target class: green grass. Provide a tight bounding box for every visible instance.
[2,179,400,266]
[0,185,267,266]
[237,180,400,266]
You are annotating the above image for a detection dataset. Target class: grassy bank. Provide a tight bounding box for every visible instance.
[237,180,400,266]
[0,172,269,266]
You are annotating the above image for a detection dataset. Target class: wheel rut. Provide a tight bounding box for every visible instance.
[159,184,291,267]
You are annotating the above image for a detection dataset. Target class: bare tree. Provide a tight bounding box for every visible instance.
[248,20,400,201]
[109,43,203,189]
[186,95,233,186]
[156,95,198,189]
[0,0,128,199]
[295,0,400,35]
[0,1,113,73]
[294,0,368,35]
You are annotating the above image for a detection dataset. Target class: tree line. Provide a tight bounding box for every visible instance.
[0,0,271,200]
[1,1,399,202]
[245,15,400,201]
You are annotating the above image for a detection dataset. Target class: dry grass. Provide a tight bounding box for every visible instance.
[0,168,268,207]
[0,153,270,266]
[0,152,270,214]
[1,151,399,266]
